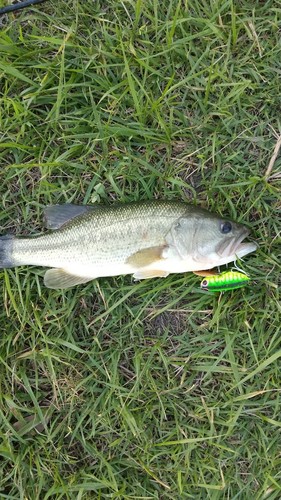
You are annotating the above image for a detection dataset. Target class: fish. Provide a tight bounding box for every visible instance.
[0,200,258,289]
[200,270,250,292]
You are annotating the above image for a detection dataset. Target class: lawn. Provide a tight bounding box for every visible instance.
[0,0,280,498]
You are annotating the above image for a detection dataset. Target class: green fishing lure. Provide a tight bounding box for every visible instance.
[200,270,250,292]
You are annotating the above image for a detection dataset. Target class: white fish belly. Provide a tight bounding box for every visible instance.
[62,262,133,278]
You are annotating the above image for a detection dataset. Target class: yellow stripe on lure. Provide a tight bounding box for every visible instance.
[200,270,250,292]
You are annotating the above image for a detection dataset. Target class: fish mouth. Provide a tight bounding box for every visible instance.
[217,228,258,259]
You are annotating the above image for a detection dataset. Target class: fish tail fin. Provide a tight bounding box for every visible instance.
[0,235,15,268]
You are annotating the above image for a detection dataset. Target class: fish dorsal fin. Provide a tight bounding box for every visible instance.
[44,204,97,230]
[44,268,94,289]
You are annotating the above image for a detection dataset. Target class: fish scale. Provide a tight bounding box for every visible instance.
[12,202,184,267]
[0,200,257,289]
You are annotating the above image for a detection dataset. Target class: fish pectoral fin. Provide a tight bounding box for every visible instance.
[44,204,98,229]
[126,245,166,268]
[44,268,94,289]
[193,269,219,277]
[133,269,169,280]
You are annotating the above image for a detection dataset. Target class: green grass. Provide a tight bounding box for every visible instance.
[0,0,280,498]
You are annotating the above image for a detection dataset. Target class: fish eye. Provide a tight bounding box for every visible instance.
[201,279,208,287]
[220,221,232,234]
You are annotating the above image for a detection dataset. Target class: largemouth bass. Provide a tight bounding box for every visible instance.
[0,201,257,289]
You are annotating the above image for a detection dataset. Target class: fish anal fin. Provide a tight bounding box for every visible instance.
[126,245,166,268]
[193,269,218,277]
[44,268,94,289]
[44,204,97,230]
[133,269,169,280]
